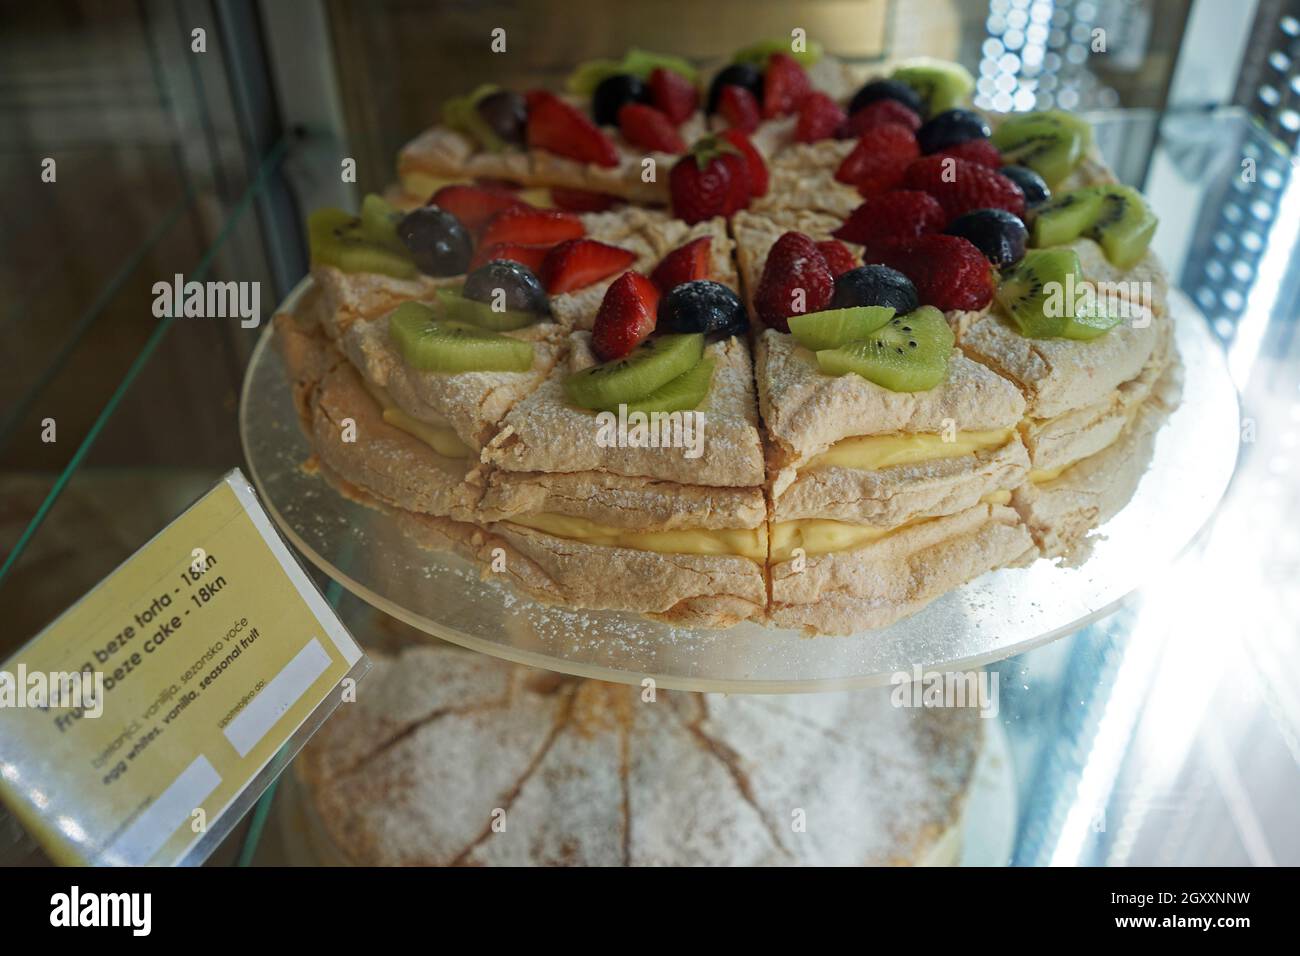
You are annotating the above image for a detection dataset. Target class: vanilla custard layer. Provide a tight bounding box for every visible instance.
[806,429,1014,472]
[363,379,473,459]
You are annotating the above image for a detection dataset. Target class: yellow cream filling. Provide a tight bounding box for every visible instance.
[507,513,768,562]
[808,429,1014,472]
[361,379,472,459]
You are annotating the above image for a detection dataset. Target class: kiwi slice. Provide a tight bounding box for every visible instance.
[435,288,537,332]
[889,59,975,116]
[997,248,1120,339]
[1031,188,1104,248]
[732,38,824,68]
[564,333,705,411]
[1060,299,1123,340]
[1083,184,1158,269]
[443,84,506,152]
[388,303,534,373]
[565,49,698,94]
[359,194,406,252]
[991,111,1091,187]
[308,207,417,279]
[622,358,715,415]
[815,306,953,391]
[788,306,894,351]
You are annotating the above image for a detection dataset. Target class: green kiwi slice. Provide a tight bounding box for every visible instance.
[1084,184,1158,269]
[1031,188,1104,248]
[308,207,417,279]
[991,111,1091,187]
[732,38,824,67]
[621,358,716,415]
[443,84,506,152]
[435,288,537,331]
[815,306,953,391]
[359,194,406,252]
[890,59,975,116]
[564,333,705,411]
[788,306,895,351]
[388,303,534,373]
[997,248,1121,340]
[566,49,698,94]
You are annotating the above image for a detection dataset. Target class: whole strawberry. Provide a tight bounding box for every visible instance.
[839,98,921,139]
[834,123,920,196]
[933,138,1003,170]
[795,92,846,143]
[648,67,698,124]
[902,155,1025,220]
[591,271,660,361]
[833,190,946,248]
[618,103,685,153]
[670,137,743,223]
[720,128,768,197]
[718,85,761,132]
[763,52,812,118]
[755,231,834,332]
[869,234,994,312]
[816,240,858,277]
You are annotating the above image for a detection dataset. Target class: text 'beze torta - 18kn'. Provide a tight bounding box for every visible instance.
[274,44,1182,635]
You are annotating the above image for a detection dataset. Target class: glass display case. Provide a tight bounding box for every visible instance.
[1,0,1297,868]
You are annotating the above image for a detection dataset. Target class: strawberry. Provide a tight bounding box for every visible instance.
[719,150,751,213]
[650,236,712,293]
[469,241,553,273]
[720,129,768,197]
[549,187,622,212]
[838,99,922,139]
[591,271,660,361]
[718,85,760,133]
[833,190,946,248]
[540,238,637,294]
[525,89,619,167]
[869,234,994,311]
[834,123,919,196]
[618,103,686,153]
[473,176,524,191]
[762,52,812,118]
[649,67,698,124]
[816,240,858,277]
[933,138,1003,170]
[480,206,585,247]
[670,137,740,224]
[754,231,834,332]
[429,184,528,234]
[901,156,1026,220]
[795,92,847,143]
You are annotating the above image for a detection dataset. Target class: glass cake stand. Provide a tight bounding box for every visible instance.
[240,280,1238,693]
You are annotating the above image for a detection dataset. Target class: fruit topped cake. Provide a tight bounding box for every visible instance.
[274,41,1181,634]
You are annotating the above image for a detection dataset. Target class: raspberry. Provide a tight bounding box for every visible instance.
[834,123,919,196]
[832,190,946,248]
[933,138,1003,170]
[838,99,921,139]
[901,156,1026,221]
[816,240,858,276]
[754,231,834,331]
[868,234,995,312]
[795,92,846,143]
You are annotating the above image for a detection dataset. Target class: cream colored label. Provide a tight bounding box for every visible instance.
[0,472,361,865]
[808,429,1013,472]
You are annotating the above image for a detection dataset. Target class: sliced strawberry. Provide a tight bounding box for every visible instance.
[650,236,712,293]
[795,92,847,143]
[549,187,622,212]
[525,89,619,167]
[469,241,553,273]
[835,123,920,188]
[540,238,637,294]
[816,240,858,277]
[870,234,994,312]
[480,206,585,247]
[618,103,686,154]
[833,190,946,247]
[762,52,812,119]
[429,184,527,234]
[901,155,1026,219]
[592,271,660,361]
[933,138,1003,170]
[720,129,768,197]
[718,85,760,133]
[649,67,698,124]
[754,231,834,332]
[719,150,751,213]
[838,99,922,139]
[669,137,737,224]
[473,176,524,191]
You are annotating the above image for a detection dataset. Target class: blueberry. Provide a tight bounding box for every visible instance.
[945,208,1028,269]
[829,265,919,314]
[999,165,1051,209]
[592,73,651,126]
[847,78,923,117]
[916,108,991,154]
[706,63,764,114]
[659,280,748,337]
[476,90,527,145]
[398,207,472,276]
[463,259,550,315]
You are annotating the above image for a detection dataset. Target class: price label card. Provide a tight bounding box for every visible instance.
[0,470,365,865]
